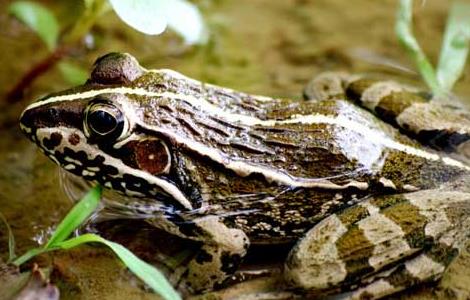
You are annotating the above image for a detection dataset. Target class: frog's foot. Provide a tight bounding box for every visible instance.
[284,189,470,299]
[174,217,249,294]
[342,250,451,300]
[303,72,352,101]
[304,73,470,155]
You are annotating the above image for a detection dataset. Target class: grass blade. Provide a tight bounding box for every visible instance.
[57,233,181,300]
[8,1,59,51]
[45,185,101,248]
[12,247,48,266]
[396,0,441,94]
[436,1,470,92]
[0,212,16,261]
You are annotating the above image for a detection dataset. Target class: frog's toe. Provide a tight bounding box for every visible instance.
[303,72,351,101]
[346,249,449,300]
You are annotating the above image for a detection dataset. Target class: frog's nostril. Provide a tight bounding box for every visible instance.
[19,108,34,130]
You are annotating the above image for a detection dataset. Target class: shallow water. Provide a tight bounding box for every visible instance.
[1,0,470,298]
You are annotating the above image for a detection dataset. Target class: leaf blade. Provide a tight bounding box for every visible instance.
[0,212,16,261]
[108,0,206,44]
[12,247,48,266]
[8,1,59,51]
[395,0,441,94]
[166,0,207,45]
[57,234,181,300]
[108,0,167,35]
[436,1,470,92]
[45,185,101,248]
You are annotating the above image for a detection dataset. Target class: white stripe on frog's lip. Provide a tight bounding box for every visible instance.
[25,83,470,173]
[36,126,193,210]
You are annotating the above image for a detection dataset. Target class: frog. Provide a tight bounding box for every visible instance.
[19,52,470,299]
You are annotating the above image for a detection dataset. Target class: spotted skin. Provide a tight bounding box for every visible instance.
[19,53,470,297]
[305,72,470,153]
[285,189,470,299]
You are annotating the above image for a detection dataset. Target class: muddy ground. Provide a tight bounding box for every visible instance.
[1,0,470,299]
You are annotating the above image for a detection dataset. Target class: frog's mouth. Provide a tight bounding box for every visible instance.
[21,123,193,211]
[58,168,174,224]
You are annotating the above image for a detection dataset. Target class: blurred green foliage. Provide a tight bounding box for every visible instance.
[396,0,470,96]
[8,0,206,85]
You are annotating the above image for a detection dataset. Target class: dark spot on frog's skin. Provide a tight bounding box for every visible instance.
[345,78,377,104]
[383,264,415,288]
[43,132,62,150]
[220,252,242,274]
[63,147,87,163]
[168,217,204,238]
[416,130,470,152]
[100,164,119,176]
[195,249,213,264]
[357,291,375,300]
[374,91,426,125]
[427,242,459,267]
[68,133,80,145]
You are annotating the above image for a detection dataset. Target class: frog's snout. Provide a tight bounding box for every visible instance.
[19,106,39,141]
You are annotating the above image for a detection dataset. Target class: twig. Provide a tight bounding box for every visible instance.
[6,46,70,102]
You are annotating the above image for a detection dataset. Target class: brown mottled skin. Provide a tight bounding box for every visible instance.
[20,53,470,297]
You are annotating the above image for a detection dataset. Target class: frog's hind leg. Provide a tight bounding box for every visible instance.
[344,76,470,154]
[303,72,356,101]
[284,189,470,299]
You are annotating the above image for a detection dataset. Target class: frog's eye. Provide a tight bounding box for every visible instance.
[84,101,128,141]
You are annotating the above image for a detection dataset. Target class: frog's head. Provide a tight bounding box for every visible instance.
[20,52,201,211]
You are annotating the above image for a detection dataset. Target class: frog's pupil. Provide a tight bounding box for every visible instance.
[89,110,117,135]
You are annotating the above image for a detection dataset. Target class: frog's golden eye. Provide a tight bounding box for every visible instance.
[84,101,128,141]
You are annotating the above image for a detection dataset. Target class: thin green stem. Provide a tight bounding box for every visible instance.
[396,0,442,95]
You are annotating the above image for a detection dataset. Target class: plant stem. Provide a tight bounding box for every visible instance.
[6,46,69,102]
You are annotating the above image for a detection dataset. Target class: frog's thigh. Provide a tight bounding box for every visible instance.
[177,217,249,293]
[284,190,470,298]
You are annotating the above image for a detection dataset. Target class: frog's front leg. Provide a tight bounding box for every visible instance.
[284,189,470,299]
[169,216,249,293]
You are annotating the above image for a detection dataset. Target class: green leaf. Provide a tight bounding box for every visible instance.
[11,185,179,299]
[165,0,207,45]
[63,0,110,44]
[58,61,88,85]
[57,234,181,300]
[0,212,16,261]
[12,247,48,266]
[395,0,441,95]
[45,185,101,248]
[108,0,167,35]
[436,1,470,92]
[8,1,59,51]
[108,0,206,44]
